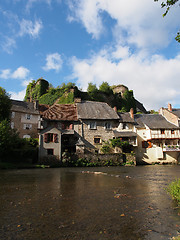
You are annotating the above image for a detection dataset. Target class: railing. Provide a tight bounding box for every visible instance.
[163,145,180,152]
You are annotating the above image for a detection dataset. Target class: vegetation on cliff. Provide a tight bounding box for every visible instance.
[24,79,137,112]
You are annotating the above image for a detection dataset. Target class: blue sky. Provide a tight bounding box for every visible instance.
[0,0,180,110]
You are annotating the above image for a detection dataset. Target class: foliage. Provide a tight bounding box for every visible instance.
[154,0,180,42]
[99,82,113,95]
[24,79,49,101]
[167,178,180,204]
[24,78,137,112]
[109,138,133,152]
[58,92,74,104]
[0,120,38,163]
[0,87,12,121]
[101,141,112,154]
[122,90,136,113]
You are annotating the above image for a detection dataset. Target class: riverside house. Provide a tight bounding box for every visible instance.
[134,114,180,164]
[38,101,120,160]
[10,100,40,138]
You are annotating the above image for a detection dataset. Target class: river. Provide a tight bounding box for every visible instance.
[0,166,180,240]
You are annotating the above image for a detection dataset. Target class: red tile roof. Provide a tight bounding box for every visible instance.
[42,104,78,121]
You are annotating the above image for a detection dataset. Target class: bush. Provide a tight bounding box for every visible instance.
[167,178,180,205]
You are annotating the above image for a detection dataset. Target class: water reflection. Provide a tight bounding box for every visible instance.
[0,166,180,240]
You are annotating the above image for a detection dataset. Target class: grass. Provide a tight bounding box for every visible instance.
[0,162,50,170]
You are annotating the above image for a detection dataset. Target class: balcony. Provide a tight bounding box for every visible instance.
[163,145,180,152]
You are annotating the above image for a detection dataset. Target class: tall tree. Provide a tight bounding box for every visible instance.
[0,87,11,121]
[154,0,180,42]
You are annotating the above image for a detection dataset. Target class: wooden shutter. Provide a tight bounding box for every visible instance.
[148,141,152,148]
[54,134,58,143]
[44,133,48,143]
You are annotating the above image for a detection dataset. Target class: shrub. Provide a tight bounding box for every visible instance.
[167,178,180,205]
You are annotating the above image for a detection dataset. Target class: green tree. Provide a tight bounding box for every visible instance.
[87,82,98,100]
[154,0,180,42]
[0,87,11,121]
[99,82,113,94]
[122,90,136,112]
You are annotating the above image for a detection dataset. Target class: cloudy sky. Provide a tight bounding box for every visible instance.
[0,0,180,110]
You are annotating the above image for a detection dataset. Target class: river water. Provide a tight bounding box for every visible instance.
[0,166,180,240]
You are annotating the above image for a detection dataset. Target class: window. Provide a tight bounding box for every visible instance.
[26,114,32,120]
[47,149,54,155]
[11,112,15,118]
[142,141,152,148]
[105,122,112,130]
[61,123,73,130]
[89,121,97,129]
[11,122,14,129]
[44,133,58,143]
[94,137,101,144]
[161,129,165,134]
[24,124,32,130]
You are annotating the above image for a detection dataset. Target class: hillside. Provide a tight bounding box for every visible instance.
[24,78,147,113]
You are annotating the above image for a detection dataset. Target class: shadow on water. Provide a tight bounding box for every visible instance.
[0,165,180,240]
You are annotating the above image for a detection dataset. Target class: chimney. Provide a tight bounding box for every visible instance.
[34,100,39,110]
[168,103,172,112]
[130,108,134,119]
[113,106,117,113]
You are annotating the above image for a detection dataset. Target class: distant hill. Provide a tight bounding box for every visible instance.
[24,78,147,113]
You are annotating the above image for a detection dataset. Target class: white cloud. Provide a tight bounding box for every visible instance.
[2,37,16,54]
[70,51,180,110]
[0,66,30,80]
[0,69,11,79]
[67,0,179,49]
[12,66,30,79]
[9,89,26,101]
[19,19,43,38]
[43,53,63,72]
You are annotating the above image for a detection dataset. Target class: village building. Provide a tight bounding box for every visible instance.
[10,100,41,138]
[114,108,137,147]
[134,114,180,164]
[38,101,120,160]
[159,103,180,127]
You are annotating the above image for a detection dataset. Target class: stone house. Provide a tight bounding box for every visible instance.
[10,100,40,138]
[159,103,180,127]
[134,114,180,164]
[75,101,120,153]
[114,108,137,147]
[38,101,120,160]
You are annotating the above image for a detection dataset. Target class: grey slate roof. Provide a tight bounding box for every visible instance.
[172,109,180,118]
[76,101,119,120]
[134,114,180,129]
[11,100,39,115]
[113,130,137,137]
[118,112,135,123]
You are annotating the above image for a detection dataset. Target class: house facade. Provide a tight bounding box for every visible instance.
[134,114,180,164]
[38,101,120,160]
[11,100,41,138]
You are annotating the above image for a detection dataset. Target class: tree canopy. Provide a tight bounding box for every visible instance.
[154,0,180,42]
[0,87,11,121]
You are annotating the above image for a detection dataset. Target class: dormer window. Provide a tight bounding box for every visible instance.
[105,122,112,130]
[89,121,97,130]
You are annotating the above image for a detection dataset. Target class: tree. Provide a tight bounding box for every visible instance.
[99,82,113,95]
[0,87,11,121]
[154,0,180,42]
[87,82,98,93]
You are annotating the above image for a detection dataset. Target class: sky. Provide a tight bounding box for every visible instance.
[0,0,180,111]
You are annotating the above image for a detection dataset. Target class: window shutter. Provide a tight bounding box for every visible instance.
[54,134,58,143]
[148,141,152,148]
[44,133,48,143]
[142,141,145,148]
